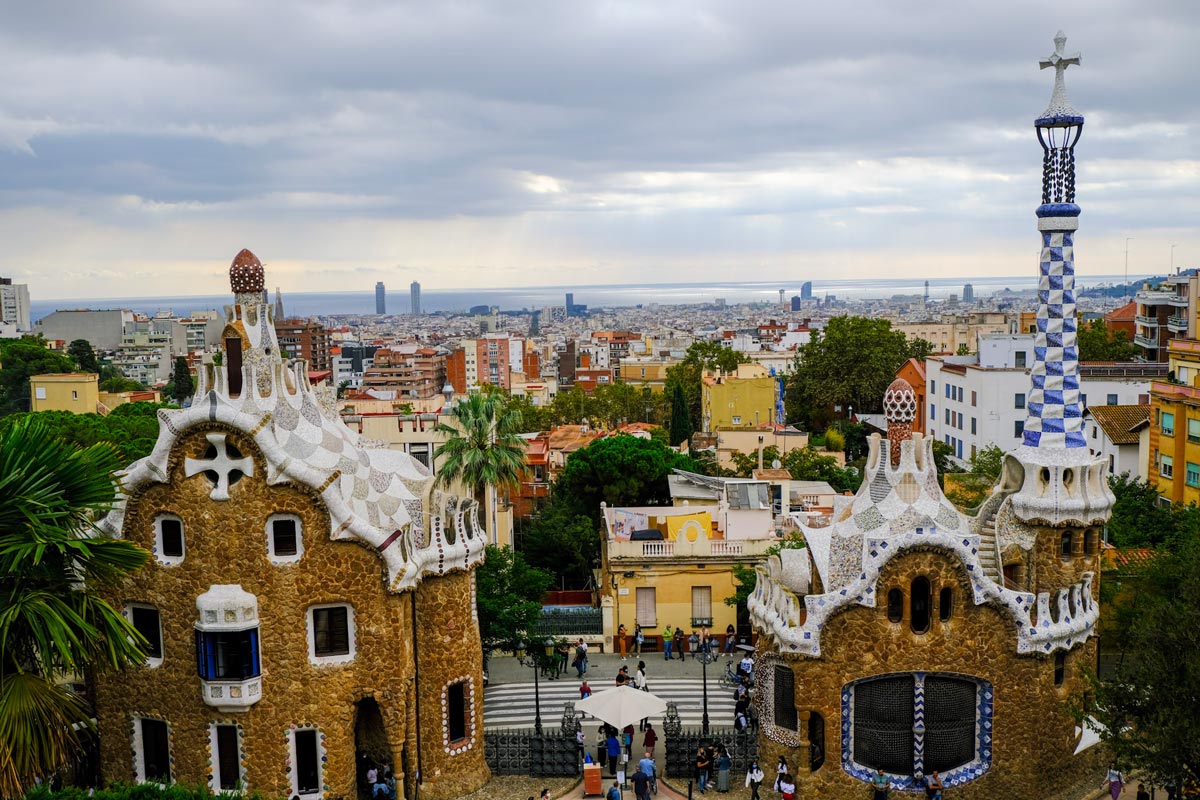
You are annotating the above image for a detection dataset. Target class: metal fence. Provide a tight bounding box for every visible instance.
[535,606,603,636]
[662,704,758,781]
[483,703,584,777]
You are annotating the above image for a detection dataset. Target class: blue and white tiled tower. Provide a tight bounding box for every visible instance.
[1010,32,1114,527]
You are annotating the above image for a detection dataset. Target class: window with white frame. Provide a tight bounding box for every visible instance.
[635,587,657,627]
[133,717,172,784]
[127,604,163,666]
[691,586,713,627]
[1163,412,1176,436]
[209,723,243,792]
[308,604,356,665]
[154,514,185,565]
[267,514,303,563]
[1161,454,1174,478]
[289,726,323,797]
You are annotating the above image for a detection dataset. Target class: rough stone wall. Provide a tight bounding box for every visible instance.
[94,425,488,800]
[412,570,490,800]
[757,550,1098,799]
[1029,524,1102,604]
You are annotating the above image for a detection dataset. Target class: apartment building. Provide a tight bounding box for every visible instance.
[446,334,523,392]
[927,334,1161,462]
[1134,270,1199,362]
[1084,405,1149,479]
[273,318,333,371]
[1148,338,1200,504]
[361,346,448,400]
[701,363,778,432]
[895,312,1010,354]
[0,277,31,331]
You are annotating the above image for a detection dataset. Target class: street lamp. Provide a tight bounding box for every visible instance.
[514,637,557,735]
[695,648,719,734]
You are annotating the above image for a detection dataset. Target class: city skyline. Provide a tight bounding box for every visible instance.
[0,2,1197,301]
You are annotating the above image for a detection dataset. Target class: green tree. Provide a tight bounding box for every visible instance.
[96,364,144,394]
[729,446,781,478]
[0,339,75,416]
[519,499,601,589]
[66,340,99,374]
[166,357,193,405]
[555,435,699,522]
[1086,533,1200,786]
[434,393,528,538]
[475,544,553,661]
[668,382,693,447]
[786,317,931,429]
[944,444,1005,510]
[1077,318,1139,362]
[0,417,150,796]
[1107,474,1177,548]
[779,446,860,494]
[664,342,749,433]
[0,402,171,464]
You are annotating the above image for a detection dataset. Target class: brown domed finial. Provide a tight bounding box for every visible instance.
[883,377,917,467]
[229,249,265,294]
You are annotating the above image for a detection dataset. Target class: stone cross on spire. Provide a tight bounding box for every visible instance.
[1038,31,1081,122]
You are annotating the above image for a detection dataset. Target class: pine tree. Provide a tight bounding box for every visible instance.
[66,339,100,373]
[170,356,193,404]
[669,382,693,447]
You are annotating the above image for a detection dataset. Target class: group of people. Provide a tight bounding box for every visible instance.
[595,723,658,776]
[362,764,396,800]
[655,623,741,661]
[692,743,734,794]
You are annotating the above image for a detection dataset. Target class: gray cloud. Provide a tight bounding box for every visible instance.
[0,0,1197,298]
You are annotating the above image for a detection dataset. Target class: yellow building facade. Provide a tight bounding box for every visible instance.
[1148,338,1200,504]
[701,364,778,433]
[30,372,100,412]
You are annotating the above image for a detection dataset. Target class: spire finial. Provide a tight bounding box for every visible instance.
[1038,31,1082,124]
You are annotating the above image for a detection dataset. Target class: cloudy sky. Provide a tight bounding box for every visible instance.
[1,0,1197,300]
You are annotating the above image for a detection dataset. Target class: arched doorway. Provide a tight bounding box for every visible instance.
[354,697,393,800]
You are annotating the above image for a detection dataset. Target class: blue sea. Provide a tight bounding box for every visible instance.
[30,274,1149,322]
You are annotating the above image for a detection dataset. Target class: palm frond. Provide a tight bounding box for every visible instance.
[0,673,91,799]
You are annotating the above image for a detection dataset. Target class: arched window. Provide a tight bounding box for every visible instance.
[1060,531,1074,558]
[1054,652,1066,686]
[939,587,953,622]
[887,589,903,623]
[1083,529,1096,555]
[910,577,931,634]
[773,665,798,731]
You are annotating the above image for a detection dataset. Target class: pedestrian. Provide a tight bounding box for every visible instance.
[871,767,889,800]
[700,625,711,655]
[715,747,731,793]
[557,641,570,674]
[606,780,622,800]
[540,791,551,800]
[631,765,651,800]
[616,665,629,686]
[777,772,795,800]
[597,725,609,772]
[574,638,589,677]
[635,661,649,730]
[1106,765,1125,800]
[634,623,645,655]
[365,765,378,794]
[576,727,586,762]
[642,724,658,757]
[738,653,754,679]
[638,752,656,785]
[773,757,788,793]
[724,623,736,656]
[622,724,635,758]
[673,628,685,662]
[733,707,748,732]
[695,747,712,794]
[606,730,622,777]
[618,623,629,660]
[924,770,943,800]
[663,624,674,660]
[581,679,592,699]
[745,761,764,800]
[1136,784,1150,800]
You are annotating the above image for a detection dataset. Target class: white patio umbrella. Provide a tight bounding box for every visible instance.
[576,685,669,729]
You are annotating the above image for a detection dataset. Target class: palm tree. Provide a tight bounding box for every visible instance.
[434,393,527,545]
[0,417,149,797]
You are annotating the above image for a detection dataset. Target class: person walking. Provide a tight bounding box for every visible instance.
[622,724,635,759]
[606,730,622,777]
[715,747,731,793]
[642,724,658,758]
[1106,766,1124,800]
[871,767,889,800]
[634,623,644,655]
[580,679,592,699]
[662,624,674,660]
[634,661,649,730]
[695,747,712,794]
[744,761,764,800]
[777,772,795,800]
[631,765,651,800]
[597,725,609,772]
[618,624,629,660]
[773,757,788,793]
[673,627,685,662]
[724,623,737,656]
[574,639,589,677]
[606,780,622,800]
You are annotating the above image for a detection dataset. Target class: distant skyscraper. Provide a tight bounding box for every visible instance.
[565,292,575,317]
[0,277,31,331]
[274,287,284,320]
[963,283,975,303]
[529,310,540,336]
[924,280,930,304]
[410,281,421,315]
[800,281,813,300]
[375,282,386,315]
[778,289,785,306]
[791,295,802,312]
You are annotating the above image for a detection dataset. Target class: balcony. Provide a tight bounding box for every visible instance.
[1168,295,1190,308]
[1135,314,1160,328]
[1134,334,1161,350]
[1168,316,1190,332]
[200,676,263,713]
[608,536,775,560]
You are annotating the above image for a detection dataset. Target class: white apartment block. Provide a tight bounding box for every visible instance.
[926,334,1162,463]
[0,278,31,331]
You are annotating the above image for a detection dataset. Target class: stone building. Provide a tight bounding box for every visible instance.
[747,34,1113,797]
[92,249,489,800]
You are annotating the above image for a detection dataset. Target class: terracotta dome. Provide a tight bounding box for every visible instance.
[883,377,917,424]
[229,249,265,294]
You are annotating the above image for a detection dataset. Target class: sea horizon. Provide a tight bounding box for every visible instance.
[29,273,1154,322]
